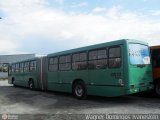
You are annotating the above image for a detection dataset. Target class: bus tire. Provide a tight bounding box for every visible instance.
[73,81,87,100]
[29,80,35,90]
[155,82,160,97]
[12,78,16,87]
[13,80,16,87]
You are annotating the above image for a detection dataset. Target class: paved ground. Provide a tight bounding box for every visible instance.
[0,80,160,120]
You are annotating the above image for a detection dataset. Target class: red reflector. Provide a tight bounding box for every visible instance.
[140,83,145,87]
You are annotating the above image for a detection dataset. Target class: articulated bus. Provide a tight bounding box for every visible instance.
[8,39,153,99]
[150,46,160,96]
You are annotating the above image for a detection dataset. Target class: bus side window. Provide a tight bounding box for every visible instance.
[11,64,15,72]
[59,55,71,71]
[108,46,121,68]
[30,61,37,72]
[97,49,108,69]
[24,62,29,72]
[88,50,98,69]
[15,63,20,72]
[49,57,58,71]
[20,63,24,73]
[72,52,87,70]
[8,65,11,75]
[88,48,107,69]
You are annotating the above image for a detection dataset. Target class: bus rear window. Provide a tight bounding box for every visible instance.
[129,44,150,65]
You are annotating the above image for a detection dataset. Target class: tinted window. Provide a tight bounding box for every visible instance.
[59,55,71,71]
[59,63,71,70]
[19,63,24,72]
[88,49,107,69]
[72,54,79,62]
[109,47,121,58]
[89,51,97,60]
[24,62,29,72]
[98,49,107,59]
[49,57,58,71]
[15,64,19,72]
[72,52,87,70]
[59,55,71,63]
[79,53,87,61]
[108,46,121,68]
[73,52,87,62]
[11,64,15,72]
[30,61,36,72]
[49,57,58,64]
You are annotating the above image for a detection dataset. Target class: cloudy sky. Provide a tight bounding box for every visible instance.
[0,0,160,55]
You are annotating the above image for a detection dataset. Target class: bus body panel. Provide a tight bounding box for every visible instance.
[87,86,126,97]
[8,39,153,97]
[58,71,74,92]
[87,45,125,97]
[127,42,153,93]
[48,70,88,93]
[8,58,39,89]
[128,66,153,92]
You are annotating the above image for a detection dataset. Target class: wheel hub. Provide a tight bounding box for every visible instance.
[75,85,83,97]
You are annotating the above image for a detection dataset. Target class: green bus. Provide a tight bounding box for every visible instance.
[8,39,153,99]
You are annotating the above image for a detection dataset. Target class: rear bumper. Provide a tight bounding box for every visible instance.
[125,85,154,95]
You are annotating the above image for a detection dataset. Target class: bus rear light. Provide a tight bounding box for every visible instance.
[140,83,145,87]
[130,85,135,89]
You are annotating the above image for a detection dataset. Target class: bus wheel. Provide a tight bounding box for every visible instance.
[155,82,160,96]
[12,78,16,87]
[12,80,16,87]
[73,81,87,99]
[29,80,35,90]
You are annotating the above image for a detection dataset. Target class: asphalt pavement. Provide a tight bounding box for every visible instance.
[0,80,159,120]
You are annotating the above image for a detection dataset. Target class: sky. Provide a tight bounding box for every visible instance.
[0,0,160,55]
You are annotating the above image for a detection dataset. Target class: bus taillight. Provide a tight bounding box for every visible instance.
[140,83,145,87]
